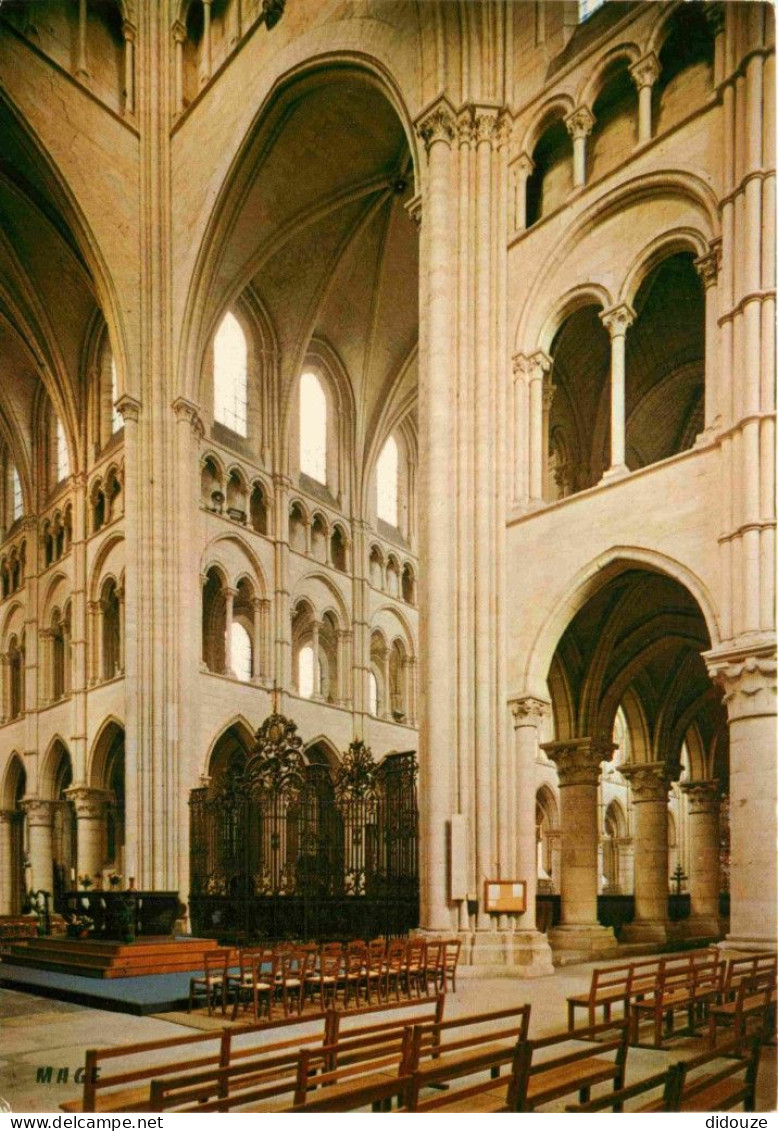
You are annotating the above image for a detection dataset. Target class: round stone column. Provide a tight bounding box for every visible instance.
[0,810,16,913]
[620,762,671,943]
[66,787,109,883]
[680,780,721,937]
[542,737,617,956]
[705,646,776,948]
[22,799,56,896]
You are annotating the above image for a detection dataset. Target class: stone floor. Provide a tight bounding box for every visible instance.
[0,959,775,1113]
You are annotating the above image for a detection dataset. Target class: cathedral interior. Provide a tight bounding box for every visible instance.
[0,0,775,1112]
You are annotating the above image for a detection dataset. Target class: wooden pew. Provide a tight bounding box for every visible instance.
[60,1010,328,1112]
[566,1066,684,1113]
[514,1018,630,1112]
[566,1036,762,1113]
[720,954,777,1002]
[629,955,720,1048]
[147,995,446,1113]
[674,1036,762,1112]
[709,972,776,1046]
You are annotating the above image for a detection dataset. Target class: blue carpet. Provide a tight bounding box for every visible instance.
[0,962,196,1015]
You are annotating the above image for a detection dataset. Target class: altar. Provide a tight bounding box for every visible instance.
[62,890,181,940]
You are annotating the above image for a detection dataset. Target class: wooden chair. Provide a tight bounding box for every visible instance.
[231,950,276,1022]
[365,937,386,1003]
[276,949,306,1016]
[307,950,341,1009]
[441,938,462,993]
[340,944,367,1009]
[404,937,427,998]
[188,947,231,1016]
[424,939,446,995]
[514,1018,629,1112]
[384,938,407,1002]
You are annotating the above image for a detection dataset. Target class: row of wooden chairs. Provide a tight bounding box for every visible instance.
[189,937,463,1020]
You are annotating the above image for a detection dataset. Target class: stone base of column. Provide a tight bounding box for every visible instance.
[548,923,618,960]
[454,929,555,978]
[720,933,778,953]
[620,919,669,944]
[676,915,723,941]
[598,463,630,486]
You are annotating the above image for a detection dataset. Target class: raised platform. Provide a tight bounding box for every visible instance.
[0,960,200,1015]
[4,936,220,979]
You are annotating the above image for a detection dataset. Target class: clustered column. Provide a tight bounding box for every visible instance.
[680,779,722,936]
[619,762,671,943]
[0,810,17,914]
[542,737,616,955]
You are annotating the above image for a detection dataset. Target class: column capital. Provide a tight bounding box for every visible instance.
[222,586,239,600]
[694,239,723,288]
[21,798,57,826]
[415,97,457,152]
[629,52,660,91]
[512,350,552,382]
[115,394,141,424]
[620,760,671,802]
[509,695,551,727]
[565,106,595,140]
[468,103,512,148]
[703,643,777,721]
[680,779,720,812]
[600,303,635,338]
[122,19,137,43]
[172,396,205,439]
[65,786,109,819]
[512,151,535,177]
[704,1,726,37]
[542,737,615,785]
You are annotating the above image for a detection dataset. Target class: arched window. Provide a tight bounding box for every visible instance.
[526,117,573,228]
[11,466,22,522]
[202,568,227,672]
[299,371,327,483]
[376,436,399,526]
[110,358,122,433]
[213,312,248,436]
[230,622,252,682]
[55,418,70,482]
[102,579,121,680]
[298,644,315,699]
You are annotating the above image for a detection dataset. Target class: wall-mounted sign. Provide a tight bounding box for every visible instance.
[484,880,527,914]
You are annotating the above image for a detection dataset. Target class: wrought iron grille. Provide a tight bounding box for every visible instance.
[189,714,419,942]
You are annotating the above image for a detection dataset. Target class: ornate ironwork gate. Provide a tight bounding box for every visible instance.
[189,714,419,941]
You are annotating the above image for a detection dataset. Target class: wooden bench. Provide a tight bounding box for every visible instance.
[566,1065,684,1113]
[60,1010,328,1112]
[146,995,445,1113]
[709,972,776,1046]
[629,956,720,1048]
[720,953,777,1002]
[514,1018,629,1112]
[674,1036,762,1112]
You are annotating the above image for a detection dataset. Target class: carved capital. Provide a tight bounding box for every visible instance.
[172,20,187,44]
[620,761,671,802]
[629,52,660,91]
[415,97,457,152]
[600,303,635,339]
[456,107,476,148]
[122,19,137,43]
[680,779,720,814]
[512,350,552,383]
[172,396,205,439]
[513,151,535,180]
[565,106,595,140]
[704,1,726,37]
[21,798,57,827]
[470,104,510,148]
[65,786,109,820]
[510,696,551,727]
[694,240,722,288]
[115,395,141,424]
[704,644,777,721]
[542,737,614,785]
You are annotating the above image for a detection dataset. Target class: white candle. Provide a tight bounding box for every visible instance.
[70,868,76,883]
